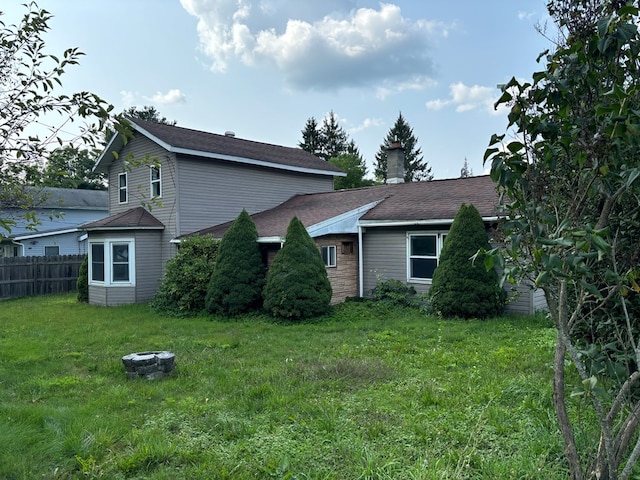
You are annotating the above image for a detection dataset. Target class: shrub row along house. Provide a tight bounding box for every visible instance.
[82,118,544,314]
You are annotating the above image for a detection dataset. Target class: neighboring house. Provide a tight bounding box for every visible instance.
[191,174,546,315]
[82,118,345,306]
[0,187,108,257]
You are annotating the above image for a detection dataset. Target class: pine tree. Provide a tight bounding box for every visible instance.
[320,110,349,161]
[374,112,432,182]
[206,210,265,316]
[460,158,472,178]
[263,217,332,319]
[298,116,323,157]
[428,204,506,319]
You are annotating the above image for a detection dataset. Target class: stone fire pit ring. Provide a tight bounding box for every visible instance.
[122,351,176,379]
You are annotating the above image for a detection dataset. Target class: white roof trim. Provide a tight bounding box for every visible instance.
[11,228,79,241]
[307,200,383,237]
[357,216,499,228]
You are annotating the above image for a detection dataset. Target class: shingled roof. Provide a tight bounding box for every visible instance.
[81,207,164,231]
[189,175,499,240]
[94,118,345,177]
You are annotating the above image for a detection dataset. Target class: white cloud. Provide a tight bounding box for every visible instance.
[180,0,448,91]
[348,117,384,134]
[120,90,138,107]
[426,82,505,115]
[148,89,187,105]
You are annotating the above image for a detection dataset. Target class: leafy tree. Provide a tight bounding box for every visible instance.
[263,216,332,319]
[77,255,88,302]
[124,105,176,125]
[39,146,106,190]
[0,3,120,234]
[374,112,432,182]
[205,210,265,316]
[485,1,640,478]
[150,235,219,316]
[298,116,323,157]
[428,204,505,319]
[328,144,374,190]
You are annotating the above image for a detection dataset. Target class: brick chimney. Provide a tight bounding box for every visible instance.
[386,138,405,184]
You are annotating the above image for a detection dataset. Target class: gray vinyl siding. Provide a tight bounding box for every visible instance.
[362,229,408,296]
[21,232,87,256]
[88,285,107,306]
[134,231,163,302]
[504,280,548,315]
[176,156,335,234]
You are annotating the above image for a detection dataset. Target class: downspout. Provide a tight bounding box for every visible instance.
[358,225,364,298]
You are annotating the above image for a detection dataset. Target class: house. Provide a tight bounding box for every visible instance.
[84,120,545,314]
[189,173,546,315]
[0,187,108,257]
[82,118,345,306]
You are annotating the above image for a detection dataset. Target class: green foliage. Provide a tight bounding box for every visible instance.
[263,217,332,319]
[328,151,375,190]
[123,105,177,125]
[206,210,265,316]
[298,116,323,157]
[150,235,218,316]
[39,146,106,190]
[76,255,88,303]
[485,2,640,477]
[0,3,123,234]
[429,204,506,319]
[371,278,416,307]
[374,111,432,182]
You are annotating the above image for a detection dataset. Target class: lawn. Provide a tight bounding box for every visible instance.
[0,294,567,479]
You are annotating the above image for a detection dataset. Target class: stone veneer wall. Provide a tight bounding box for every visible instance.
[315,234,359,304]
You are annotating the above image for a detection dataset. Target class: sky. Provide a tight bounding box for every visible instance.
[3,1,555,180]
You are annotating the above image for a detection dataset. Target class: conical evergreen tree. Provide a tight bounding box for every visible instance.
[263,217,332,319]
[320,110,349,161]
[428,204,506,319]
[206,209,265,315]
[374,112,432,182]
[298,116,322,157]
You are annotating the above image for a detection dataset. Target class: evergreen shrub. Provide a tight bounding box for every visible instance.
[263,216,332,320]
[77,255,88,302]
[205,209,265,316]
[428,203,506,319]
[150,234,219,316]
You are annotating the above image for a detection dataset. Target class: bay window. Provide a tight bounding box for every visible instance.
[89,239,135,286]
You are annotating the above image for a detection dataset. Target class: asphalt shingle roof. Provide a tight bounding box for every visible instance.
[191,175,499,239]
[81,207,164,230]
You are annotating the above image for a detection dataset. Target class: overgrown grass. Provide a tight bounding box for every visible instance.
[0,294,566,479]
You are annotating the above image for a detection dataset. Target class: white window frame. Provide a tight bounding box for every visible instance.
[150,166,162,198]
[407,231,448,284]
[88,239,135,287]
[321,245,337,268]
[118,172,128,204]
[44,245,60,256]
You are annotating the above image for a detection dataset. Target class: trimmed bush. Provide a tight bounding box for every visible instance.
[205,209,265,316]
[77,255,88,302]
[371,278,416,307]
[150,234,219,316]
[263,216,332,320]
[428,203,506,319]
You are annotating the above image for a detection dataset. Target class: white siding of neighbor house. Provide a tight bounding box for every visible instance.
[176,157,335,235]
[20,232,88,256]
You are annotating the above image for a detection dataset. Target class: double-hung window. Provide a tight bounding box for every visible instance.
[89,239,135,286]
[118,173,128,204]
[150,166,161,198]
[321,245,337,268]
[407,232,447,283]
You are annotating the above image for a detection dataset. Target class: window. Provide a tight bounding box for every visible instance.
[44,246,59,256]
[89,240,135,286]
[91,243,105,282]
[150,166,161,198]
[321,245,336,268]
[118,173,128,203]
[407,232,447,282]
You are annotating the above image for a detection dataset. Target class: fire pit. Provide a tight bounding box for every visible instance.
[122,351,176,379]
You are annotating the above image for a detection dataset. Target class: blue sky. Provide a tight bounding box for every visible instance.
[3,1,554,180]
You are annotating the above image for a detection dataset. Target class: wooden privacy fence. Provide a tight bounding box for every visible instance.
[0,254,85,300]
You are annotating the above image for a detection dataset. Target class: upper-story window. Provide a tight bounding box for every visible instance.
[118,173,128,204]
[150,166,162,198]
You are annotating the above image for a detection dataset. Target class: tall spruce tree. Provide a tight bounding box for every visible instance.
[320,110,349,161]
[298,117,323,157]
[374,112,432,182]
[206,210,265,316]
[263,217,332,319]
[428,204,505,319]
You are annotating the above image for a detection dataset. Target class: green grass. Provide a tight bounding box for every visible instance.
[0,294,566,479]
